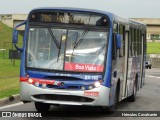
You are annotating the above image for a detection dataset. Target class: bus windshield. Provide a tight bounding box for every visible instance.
[27,27,108,72]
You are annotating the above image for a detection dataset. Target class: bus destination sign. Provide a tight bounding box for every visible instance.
[29,12,108,26]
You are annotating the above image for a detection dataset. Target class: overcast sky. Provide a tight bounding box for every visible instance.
[0,0,159,18]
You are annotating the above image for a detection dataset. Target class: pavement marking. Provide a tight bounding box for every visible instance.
[0,102,23,110]
[146,75,160,79]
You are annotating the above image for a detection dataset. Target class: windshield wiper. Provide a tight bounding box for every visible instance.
[74,26,89,48]
[48,28,60,49]
[70,26,89,62]
[74,13,91,49]
[48,28,62,62]
[57,34,62,62]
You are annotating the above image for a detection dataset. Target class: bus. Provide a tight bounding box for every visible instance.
[12,7,146,112]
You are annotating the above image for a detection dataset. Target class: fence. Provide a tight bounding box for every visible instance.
[147,53,160,68]
[0,42,22,59]
[150,58,160,68]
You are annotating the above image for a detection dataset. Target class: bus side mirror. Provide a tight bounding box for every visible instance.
[12,21,26,52]
[115,34,121,49]
[12,29,18,44]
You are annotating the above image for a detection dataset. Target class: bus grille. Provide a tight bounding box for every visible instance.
[47,84,80,90]
[33,94,94,102]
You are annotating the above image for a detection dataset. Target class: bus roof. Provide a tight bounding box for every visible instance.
[29,7,146,28]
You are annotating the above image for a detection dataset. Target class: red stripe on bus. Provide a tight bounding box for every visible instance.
[32,78,55,84]
[20,77,29,82]
[20,77,61,86]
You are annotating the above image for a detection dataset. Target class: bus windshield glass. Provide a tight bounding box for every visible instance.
[27,27,108,72]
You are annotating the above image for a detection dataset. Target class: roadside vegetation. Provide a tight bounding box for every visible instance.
[0,22,13,48]
[0,21,21,99]
[147,42,160,54]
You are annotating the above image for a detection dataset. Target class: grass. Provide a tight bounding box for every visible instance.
[0,57,20,99]
[0,59,20,77]
[0,77,19,98]
[0,22,13,48]
[0,21,23,49]
[147,42,160,54]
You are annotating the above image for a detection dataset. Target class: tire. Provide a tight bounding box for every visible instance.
[102,87,118,114]
[149,66,151,69]
[35,102,50,112]
[128,83,137,102]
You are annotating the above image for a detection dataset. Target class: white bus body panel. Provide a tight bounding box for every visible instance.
[20,82,110,106]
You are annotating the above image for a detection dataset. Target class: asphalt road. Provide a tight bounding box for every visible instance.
[0,68,160,120]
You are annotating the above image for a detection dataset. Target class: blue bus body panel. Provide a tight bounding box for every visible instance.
[26,70,103,81]
[103,26,113,88]
[20,21,28,77]
[25,70,103,90]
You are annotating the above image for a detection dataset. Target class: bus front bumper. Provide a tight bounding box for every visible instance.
[20,82,110,106]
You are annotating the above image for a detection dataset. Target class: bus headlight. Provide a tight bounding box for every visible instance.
[88,85,93,90]
[81,86,86,91]
[28,78,33,84]
[42,84,47,88]
[94,81,101,88]
[35,81,39,87]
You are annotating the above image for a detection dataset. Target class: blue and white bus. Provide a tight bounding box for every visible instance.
[12,7,146,112]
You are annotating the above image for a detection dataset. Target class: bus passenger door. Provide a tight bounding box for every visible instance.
[117,24,129,100]
[140,32,146,87]
[122,25,129,98]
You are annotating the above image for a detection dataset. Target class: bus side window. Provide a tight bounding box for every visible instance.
[113,23,118,33]
[119,24,125,57]
[139,30,142,55]
[129,28,132,57]
[133,29,138,56]
[132,28,135,56]
[112,34,116,60]
[112,23,118,60]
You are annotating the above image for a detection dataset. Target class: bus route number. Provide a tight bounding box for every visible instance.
[41,14,52,22]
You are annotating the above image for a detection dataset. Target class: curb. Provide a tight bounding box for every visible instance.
[0,94,20,107]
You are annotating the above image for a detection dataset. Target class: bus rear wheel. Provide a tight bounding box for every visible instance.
[34,102,50,111]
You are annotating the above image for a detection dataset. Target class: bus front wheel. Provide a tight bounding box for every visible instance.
[102,87,118,114]
[34,102,50,111]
